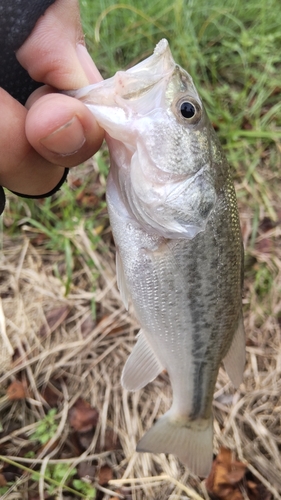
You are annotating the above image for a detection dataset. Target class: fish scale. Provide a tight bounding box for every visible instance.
[71,39,245,477]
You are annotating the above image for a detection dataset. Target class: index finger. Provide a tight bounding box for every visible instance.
[16,0,102,90]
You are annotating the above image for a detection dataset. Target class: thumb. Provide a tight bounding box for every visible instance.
[16,0,101,90]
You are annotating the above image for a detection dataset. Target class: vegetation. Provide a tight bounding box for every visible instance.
[0,0,280,498]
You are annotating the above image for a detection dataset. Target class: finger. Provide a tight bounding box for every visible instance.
[16,0,102,89]
[25,92,104,166]
[0,88,66,196]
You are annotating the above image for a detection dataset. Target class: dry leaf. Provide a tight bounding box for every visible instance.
[205,447,271,500]
[81,314,96,338]
[68,398,99,432]
[0,473,7,486]
[39,306,69,338]
[96,428,120,453]
[41,384,62,406]
[77,461,96,480]
[28,491,50,499]
[247,478,272,500]
[259,217,275,232]
[256,237,273,254]
[206,447,246,500]
[6,380,26,400]
[76,429,95,450]
[98,464,113,485]
[76,192,99,208]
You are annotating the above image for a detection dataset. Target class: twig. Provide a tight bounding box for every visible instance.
[0,456,85,498]
[108,474,205,500]
[96,482,125,498]
[0,297,14,357]
[2,453,110,464]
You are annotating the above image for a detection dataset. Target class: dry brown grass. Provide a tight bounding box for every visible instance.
[0,170,281,499]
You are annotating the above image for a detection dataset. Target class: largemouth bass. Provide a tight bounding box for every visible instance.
[71,39,245,477]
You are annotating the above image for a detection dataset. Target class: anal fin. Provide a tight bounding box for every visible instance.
[223,311,245,388]
[121,330,164,391]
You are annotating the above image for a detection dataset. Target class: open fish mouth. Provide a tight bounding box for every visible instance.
[70,39,176,105]
[113,39,176,99]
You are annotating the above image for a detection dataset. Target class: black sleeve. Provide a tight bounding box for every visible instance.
[0,0,57,104]
[0,0,69,215]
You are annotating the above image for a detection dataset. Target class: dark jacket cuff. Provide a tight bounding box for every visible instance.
[0,0,57,104]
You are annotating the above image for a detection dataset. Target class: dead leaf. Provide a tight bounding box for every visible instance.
[205,448,271,500]
[109,490,133,500]
[270,86,281,96]
[227,465,247,484]
[241,117,253,131]
[98,464,113,485]
[256,237,273,254]
[81,314,96,338]
[259,217,275,232]
[2,470,20,484]
[247,476,272,500]
[76,192,100,209]
[29,232,49,246]
[39,306,70,338]
[28,494,52,500]
[6,380,27,400]
[76,429,95,450]
[41,384,62,407]
[0,473,7,486]
[71,179,82,188]
[77,461,96,479]
[206,447,246,500]
[68,398,99,432]
[96,428,120,453]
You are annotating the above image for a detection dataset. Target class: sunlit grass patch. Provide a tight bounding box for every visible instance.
[81,0,281,221]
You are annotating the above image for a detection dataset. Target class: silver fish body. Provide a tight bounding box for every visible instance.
[72,39,245,477]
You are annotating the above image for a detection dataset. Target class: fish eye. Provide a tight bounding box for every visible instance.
[180,101,196,119]
[175,96,202,125]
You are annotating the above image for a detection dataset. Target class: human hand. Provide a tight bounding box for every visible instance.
[0,0,104,201]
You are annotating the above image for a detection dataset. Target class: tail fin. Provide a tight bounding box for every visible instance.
[136,410,213,477]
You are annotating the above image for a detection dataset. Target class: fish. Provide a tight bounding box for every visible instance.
[71,39,245,477]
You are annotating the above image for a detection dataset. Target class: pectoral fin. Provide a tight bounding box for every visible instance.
[116,251,129,310]
[223,312,245,388]
[121,330,164,391]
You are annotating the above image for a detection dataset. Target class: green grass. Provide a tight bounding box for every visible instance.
[79,0,281,225]
[4,153,108,296]
[29,408,58,445]
[3,0,279,305]
[4,0,280,242]
[0,456,96,499]
[0,0,278,317]
[80,0,281,130]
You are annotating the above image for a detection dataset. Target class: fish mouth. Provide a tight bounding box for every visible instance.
[106,39,177,101]
[70,38,198,124]
[70,38,176,105]
[121,80,163,100]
